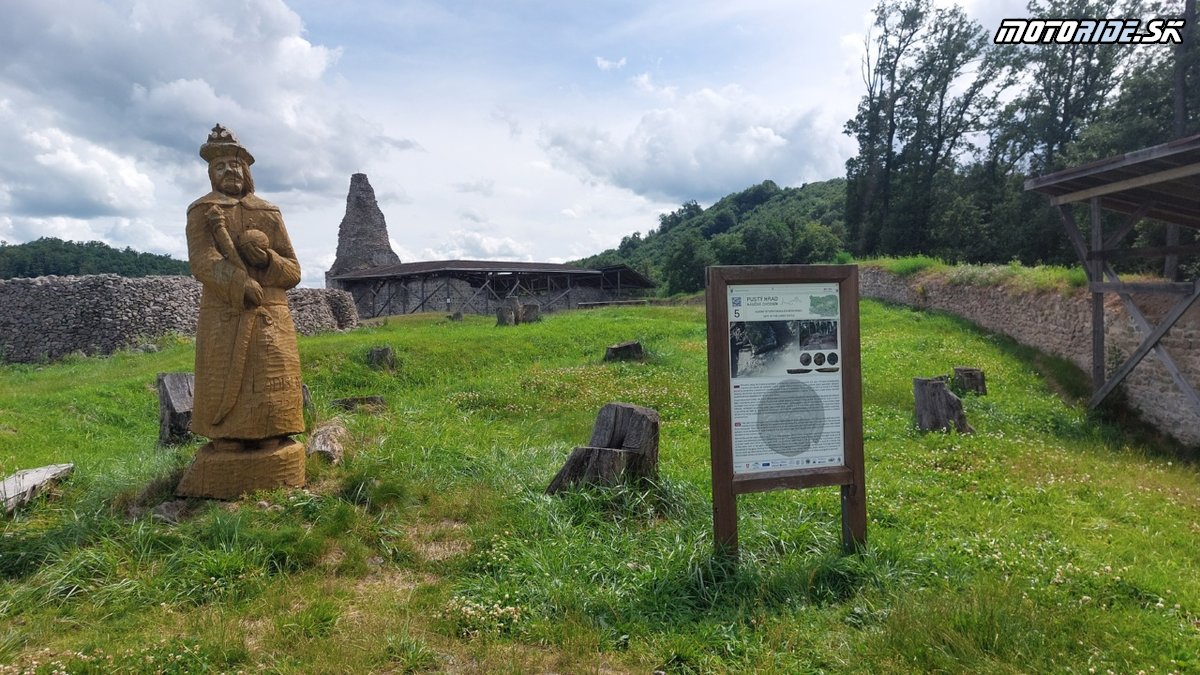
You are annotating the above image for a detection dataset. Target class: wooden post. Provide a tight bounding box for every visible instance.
[1091,198,1106,391]
[953,367,987,395]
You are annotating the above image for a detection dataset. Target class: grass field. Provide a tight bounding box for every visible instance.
[0,301,1197,673]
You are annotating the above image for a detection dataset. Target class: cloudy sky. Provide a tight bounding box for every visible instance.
[0,0,1024,287]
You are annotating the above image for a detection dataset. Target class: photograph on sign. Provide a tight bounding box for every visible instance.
[727,284,845,474]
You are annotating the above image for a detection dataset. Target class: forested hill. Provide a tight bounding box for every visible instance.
[574,178,847,295]
[0,238,190,279]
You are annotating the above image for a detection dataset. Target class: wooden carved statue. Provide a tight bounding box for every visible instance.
[176,124,306,498]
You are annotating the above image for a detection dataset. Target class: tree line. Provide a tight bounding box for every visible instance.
[845,0,1198,269]
[0,238,190,279]
[579,0,1199,294]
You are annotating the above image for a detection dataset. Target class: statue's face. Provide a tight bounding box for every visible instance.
[209,158,245,196]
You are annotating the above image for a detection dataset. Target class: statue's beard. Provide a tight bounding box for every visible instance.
[218,175,244,196]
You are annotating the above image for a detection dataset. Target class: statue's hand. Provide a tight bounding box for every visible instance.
[244,279,264,307]
[205,205,226,231]
[239,229,271,268]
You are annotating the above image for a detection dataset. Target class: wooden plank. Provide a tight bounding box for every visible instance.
[732,466,852,494]
[1057,206,1092,274]
[1047,161,1200,205]
[1091,199,1105,390]
[1025,135,1200,192]
[2,464,74,514]
[1088,243,1200,260]
[705,267,737,556]
[1089,280,1200,408]
[1103,201,1154,249]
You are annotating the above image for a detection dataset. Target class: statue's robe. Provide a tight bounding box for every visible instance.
[186,191,305,440]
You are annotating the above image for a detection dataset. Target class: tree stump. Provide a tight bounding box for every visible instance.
[521,303,541,322]
[366,346,396,371]
[953,367,987,395]
[302,384,313,412]
[157,372,195,445]
[604,340,644,361]
[913,377,974,433]
[506,297,523,325]
[547,402,659,494]
[448,311,464,322]
[496,306,515,326]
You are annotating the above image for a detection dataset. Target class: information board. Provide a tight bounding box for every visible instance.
[706,265,866,555]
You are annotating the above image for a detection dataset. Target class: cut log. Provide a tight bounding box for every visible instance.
[2,463,74,515]
[157,372,195,445]
[547,402,659,494]
[366,346,396,371]
[604,340,644,361]
[331,396,386,412]
[913,377,974,433]
[448,311,464,322]
[506,297,523,325]
[520,303,541,323]
[496,306,515,326]
[953,367,987,395]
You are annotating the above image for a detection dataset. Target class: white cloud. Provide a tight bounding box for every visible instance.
[422,230,533,261]
[453,180,496,197]
[595,56,627,71]
[631,72,678,99]
[543,85,842,203]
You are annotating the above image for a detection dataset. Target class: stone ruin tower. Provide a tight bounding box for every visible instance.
[325,173,401,289]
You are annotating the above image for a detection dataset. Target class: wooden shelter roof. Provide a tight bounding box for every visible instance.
[330,259,656,289]
[1025,132,1200,229]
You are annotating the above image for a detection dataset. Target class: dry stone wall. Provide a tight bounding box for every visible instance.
[0,274,357,364]
[860,266,1200,447]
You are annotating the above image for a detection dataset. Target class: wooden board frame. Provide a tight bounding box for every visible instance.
[706,265,866,556]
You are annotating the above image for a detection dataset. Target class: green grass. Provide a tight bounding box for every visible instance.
[1,304,1198,673]
[861,256,1093,294]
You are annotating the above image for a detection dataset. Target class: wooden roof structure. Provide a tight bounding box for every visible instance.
[329,259,655,289]
[1026,134,1200,415]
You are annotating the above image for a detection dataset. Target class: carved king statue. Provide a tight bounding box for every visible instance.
[176,124,306,498]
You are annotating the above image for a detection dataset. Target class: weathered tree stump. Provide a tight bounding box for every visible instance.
[496,306,515,326]
[953,367,987,395]
[521,303,541,322]
[546,402,659,494]
[302,384,313,412]
[913,377,974,433]
[366,345,396,371]
[157,372,195,445]
[331,396,386,412]
[307,419,347,464]
[448,311,464,322]
[604,340,644,361]
[506,297,523,325]
[2,463,74,514]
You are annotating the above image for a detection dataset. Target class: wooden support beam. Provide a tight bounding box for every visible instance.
[1103,201,1154,250]
[1098,265,1200,417]
[1057,206,1093,276]
[1048,161,1200,205]
[1089,281,1195,294]
[1089,279,1200,409]
[1088,243,1200,260]
[1090,198,1105,389]
[410,278,448,313]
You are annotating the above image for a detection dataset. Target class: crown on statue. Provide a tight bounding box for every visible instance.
[199,124,255,165]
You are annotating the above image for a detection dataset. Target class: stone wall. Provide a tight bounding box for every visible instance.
[859,265,1200,446]
[343,275,610,319]
[0,275,358,364]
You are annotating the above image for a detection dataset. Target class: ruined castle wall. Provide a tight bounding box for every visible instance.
[0,275,358,363]
[859,266,1200,447]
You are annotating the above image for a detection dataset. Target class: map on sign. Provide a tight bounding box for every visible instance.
[727,283,844,474]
